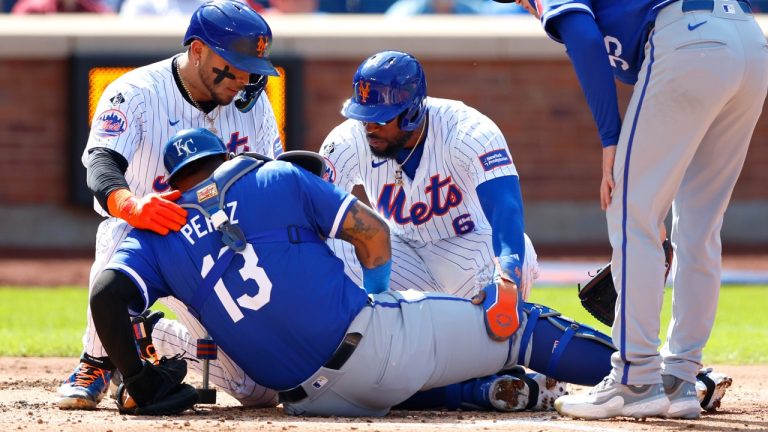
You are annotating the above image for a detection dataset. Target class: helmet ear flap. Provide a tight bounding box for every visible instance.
[235,74,268,113]
[398,96,427,131]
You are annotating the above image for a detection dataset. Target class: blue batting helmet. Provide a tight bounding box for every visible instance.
[163,128,228,182]
[184,0,279,76]
[341,51,427,131]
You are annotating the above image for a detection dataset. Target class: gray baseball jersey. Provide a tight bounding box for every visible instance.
[79,55,281,406]
[319,97,539,299]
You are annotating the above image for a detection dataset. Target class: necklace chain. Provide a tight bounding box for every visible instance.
[175,59,219,135]
[394,120,427,186]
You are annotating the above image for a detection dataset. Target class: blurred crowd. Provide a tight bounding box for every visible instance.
[0,0,532,15]
[3,0,768,15]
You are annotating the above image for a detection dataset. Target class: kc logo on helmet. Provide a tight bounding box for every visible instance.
[173,138,197,157]
[358,81,371,103]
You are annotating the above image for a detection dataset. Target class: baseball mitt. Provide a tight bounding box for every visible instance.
[578,239,674,326]
[116,355,199,416]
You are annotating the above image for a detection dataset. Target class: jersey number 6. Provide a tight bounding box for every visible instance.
[201,244,273,323]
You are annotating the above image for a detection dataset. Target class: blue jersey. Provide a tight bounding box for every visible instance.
[538,0,672,84]
[107,159,368,390]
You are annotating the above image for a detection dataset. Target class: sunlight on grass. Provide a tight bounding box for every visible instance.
[0,285,764,363]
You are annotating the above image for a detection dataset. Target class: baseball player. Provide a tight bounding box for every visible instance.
[500,0,768,420]
[320,50,538,303]
[59,0,282,410]
[89,127,620,417]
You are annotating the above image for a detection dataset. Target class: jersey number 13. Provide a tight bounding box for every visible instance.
[201,244,273,323]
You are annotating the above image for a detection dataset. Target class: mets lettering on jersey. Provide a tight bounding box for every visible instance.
[377,175,462,225]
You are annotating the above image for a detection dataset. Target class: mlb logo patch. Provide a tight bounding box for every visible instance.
[478,149,512,172]
[723,3,736,13]
[312,376,328,389]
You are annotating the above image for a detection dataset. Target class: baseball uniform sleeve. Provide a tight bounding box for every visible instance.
[539,0,593,42]
[319,122,365,193]
[553,11,622,147]
[253,93,283,157]
[106,233,171,315]
[450,113,519,188]
[82,83,145,168]
[292,164,357,239]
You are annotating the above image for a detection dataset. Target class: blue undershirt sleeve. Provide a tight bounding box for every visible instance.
[551,12,622,147]
[476,176,525,285]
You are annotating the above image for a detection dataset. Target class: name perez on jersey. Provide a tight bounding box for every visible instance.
[180,201,239,245]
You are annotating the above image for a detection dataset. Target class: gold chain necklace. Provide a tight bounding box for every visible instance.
[176,60,220,135]
[394,119,427,186]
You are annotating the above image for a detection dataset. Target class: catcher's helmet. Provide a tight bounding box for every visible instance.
[341,51,427,131]
[184,0,279,77]
[163,128,228,182]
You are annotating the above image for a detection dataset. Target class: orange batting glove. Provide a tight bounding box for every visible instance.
[107,188,188,235]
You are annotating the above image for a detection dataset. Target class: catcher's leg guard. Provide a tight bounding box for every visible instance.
[517,302,615,386]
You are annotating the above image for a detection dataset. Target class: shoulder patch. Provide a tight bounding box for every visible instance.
[322,157,337,184]
[109,92,125,106]
[320,141,335,157]
[94,109,128,138]
[478,149,512,172]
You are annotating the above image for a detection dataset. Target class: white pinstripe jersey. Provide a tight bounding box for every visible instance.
[82,56,282,216]
[320,97,518,243]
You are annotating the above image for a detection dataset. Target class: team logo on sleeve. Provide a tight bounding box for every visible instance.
[478,149,512,172]
[94,109,127,138]
[322,157,337,184]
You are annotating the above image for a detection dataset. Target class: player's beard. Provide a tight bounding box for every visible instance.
[367,129,414,159]
[200,74,239,106]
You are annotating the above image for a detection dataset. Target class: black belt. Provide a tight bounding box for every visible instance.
[681,0,752,13]
[278,332,362,404]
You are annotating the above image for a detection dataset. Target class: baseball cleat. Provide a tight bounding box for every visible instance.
[662,374,700,419]
[696,367,733,411]
[487,375,529,412]
[58,362,112,410]
[554,376,670,420]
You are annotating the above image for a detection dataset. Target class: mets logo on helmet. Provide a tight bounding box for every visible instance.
[358,81,371,103]
[256,35,269,58]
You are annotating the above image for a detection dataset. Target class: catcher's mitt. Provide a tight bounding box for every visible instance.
[577,239,674,326]
[116,355,199,416]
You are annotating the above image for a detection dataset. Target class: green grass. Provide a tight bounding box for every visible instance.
[0,285,765,363]
[0,287,176,357]
[528,285,768,364]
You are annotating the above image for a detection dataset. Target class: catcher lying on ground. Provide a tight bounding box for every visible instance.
[89,129,731,417]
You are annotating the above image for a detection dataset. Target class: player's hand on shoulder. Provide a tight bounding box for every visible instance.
[109,189,188,235]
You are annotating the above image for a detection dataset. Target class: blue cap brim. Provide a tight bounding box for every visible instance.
[217,48,279,76]
[341,99,403,123]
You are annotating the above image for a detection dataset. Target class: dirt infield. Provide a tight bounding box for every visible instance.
[1,358,766,432]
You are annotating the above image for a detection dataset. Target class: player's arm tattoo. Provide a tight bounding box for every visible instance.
[339,201,391,268]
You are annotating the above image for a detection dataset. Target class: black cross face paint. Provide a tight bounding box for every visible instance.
[213,65,236,85]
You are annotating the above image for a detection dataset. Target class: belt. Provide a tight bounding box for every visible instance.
[681,0,752,13]
[278,332,362,404]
